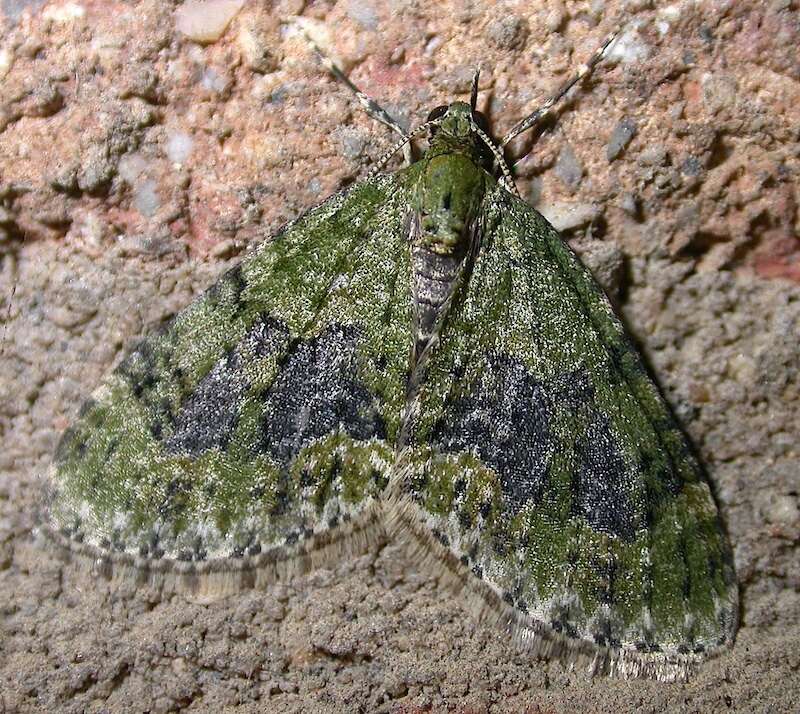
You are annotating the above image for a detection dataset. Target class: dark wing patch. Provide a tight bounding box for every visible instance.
[572,414,639,541]
[257,324,387,465]
[431,352,552,510]
[165,316,290,456]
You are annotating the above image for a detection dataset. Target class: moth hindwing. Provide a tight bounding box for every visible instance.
[43,32,736,682]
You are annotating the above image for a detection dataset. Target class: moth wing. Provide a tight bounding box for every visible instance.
[396,187,737,679]
[46,175,413,593]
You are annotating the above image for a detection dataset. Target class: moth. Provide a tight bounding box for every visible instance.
[42,28,737,681]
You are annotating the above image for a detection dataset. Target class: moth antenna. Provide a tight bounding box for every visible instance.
[293,20,414,165]
[470,121,520,197]
[368,119,441,177]
[500,30,619,147]
[0,260,18,359]
[469,68,480,111]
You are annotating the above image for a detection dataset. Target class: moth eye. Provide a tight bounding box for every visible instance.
[426,105,448,123]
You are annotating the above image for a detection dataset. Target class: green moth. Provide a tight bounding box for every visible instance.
[42,30,737,681]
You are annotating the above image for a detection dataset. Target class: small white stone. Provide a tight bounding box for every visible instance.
[727,353,756,384]
[607,28,650,65]
[424,35,443,55]
[43,2,86,23]
[118,153,147,184]
[347,0,379,30]
[765,495,799,527]
[68,210,108,251]
[166,131,194,164]
[537,201,598,231]
[659,3,683,22]
[201,67,229,93]
[187,44,206,63]
[0,48,14,80]
[175,0,245,44]
[133,180,160,218]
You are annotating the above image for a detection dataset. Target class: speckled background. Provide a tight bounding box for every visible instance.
[1,0,798,711]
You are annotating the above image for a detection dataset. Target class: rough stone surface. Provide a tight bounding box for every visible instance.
[1,0,799,712]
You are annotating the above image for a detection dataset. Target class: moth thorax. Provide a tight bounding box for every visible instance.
[409,151,484,355]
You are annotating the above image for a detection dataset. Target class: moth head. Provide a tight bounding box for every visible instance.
[425,102,495,169]
[426,102,485,139]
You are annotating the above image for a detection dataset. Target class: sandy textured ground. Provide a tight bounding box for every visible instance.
[1,0,799,711]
